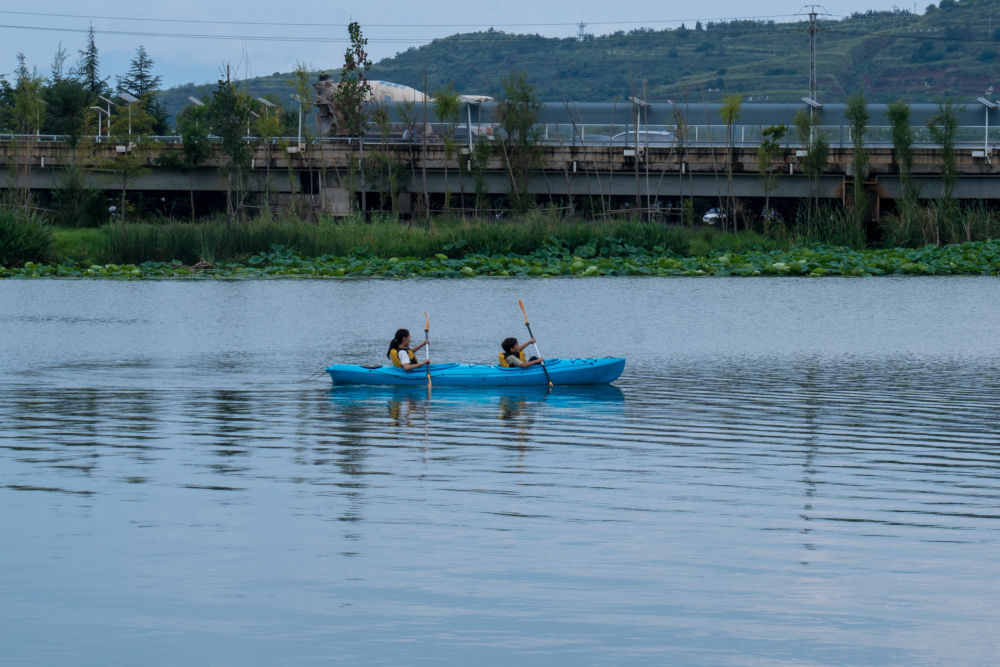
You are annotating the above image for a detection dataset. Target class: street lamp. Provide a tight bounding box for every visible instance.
[89,106,105,142]
[801,97,822,144]
[98,95,114,139]
[977,97,997,156]
[118,91,140,145]
[290,94,304,151]
[256,97,277,144]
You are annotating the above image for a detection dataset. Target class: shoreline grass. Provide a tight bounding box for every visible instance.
[4,207,1000,277]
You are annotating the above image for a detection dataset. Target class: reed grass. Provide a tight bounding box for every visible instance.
[879,201,1000,248]
[91,213,700,265]
[34,202,1000,267]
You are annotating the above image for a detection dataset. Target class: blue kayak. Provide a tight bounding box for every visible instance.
[325,357,625,387]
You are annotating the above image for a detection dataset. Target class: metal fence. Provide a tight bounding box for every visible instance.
[3,123,1000,150]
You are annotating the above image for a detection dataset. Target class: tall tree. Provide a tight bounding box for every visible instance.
[118,45,167,134]
[14,53,30,84]
[118,45,161,99]
[927,99,962,245]
[77,24,106,96]
[44,77,90,146]
[49,42,69,83]
[844,91,870,242]
[496,71,543,214]
[334,21,372,138]
[887,100,916,206]
[9,64,45,209]
[207,74,253,218]
[720,93,742,231]
[927,99,960,205]
[757,124,786,221]
[433,84,462,212]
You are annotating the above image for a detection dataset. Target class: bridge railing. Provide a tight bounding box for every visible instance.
[3,124,1000,150]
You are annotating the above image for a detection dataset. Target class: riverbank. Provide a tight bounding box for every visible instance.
[4,210,1000,278]
[6,240,1000,278]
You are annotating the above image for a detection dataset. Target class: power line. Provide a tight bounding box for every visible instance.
[1,14,997,50]
[0,8,802,29]
[0,20,859,46]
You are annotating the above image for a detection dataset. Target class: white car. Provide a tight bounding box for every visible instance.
[610,130,674,146]
[702,208,727,224]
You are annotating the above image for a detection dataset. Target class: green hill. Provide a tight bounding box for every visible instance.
[160,0,1000,121]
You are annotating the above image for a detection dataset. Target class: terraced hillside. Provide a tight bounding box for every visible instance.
[161,0,1000,120]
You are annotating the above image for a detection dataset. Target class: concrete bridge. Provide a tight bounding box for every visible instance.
[2,137,999,218]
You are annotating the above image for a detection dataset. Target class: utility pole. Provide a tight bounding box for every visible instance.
[807,6,818,106]
[799,5,827,135]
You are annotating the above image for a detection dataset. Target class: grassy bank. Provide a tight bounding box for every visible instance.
[3,208,1000,278]
[85,215,703,265]
[41,213,779,266]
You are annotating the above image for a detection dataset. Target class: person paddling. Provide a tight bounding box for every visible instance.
[388,328,430,371]
[499,337,543,368]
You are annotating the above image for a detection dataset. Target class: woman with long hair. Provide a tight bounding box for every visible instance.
[387,328,430,371]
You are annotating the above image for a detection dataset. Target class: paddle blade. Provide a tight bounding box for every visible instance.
[424,311,429,334]
[518,299,528,324]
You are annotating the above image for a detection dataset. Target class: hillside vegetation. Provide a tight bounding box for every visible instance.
[160,0,1000,121]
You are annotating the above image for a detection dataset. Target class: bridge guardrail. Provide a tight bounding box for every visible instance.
[3,124,1000,150]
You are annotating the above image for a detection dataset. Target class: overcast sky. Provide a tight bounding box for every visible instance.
[2,1,922,88]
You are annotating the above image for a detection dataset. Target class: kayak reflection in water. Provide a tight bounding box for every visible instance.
[387,328,430,371]
[499,337,543,368]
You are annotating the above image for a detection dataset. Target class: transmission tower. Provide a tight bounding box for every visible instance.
[578,22,588,41]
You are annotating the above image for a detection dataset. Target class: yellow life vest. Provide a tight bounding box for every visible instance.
[498,351,527,367]
[390,348,417,368]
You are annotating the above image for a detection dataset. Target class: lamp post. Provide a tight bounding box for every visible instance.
[98,95,114,139]
[89,106,105,142]
[977,97,997,156]
[185,96,205,137]
[256,97,276,143]
[118,91,140,145]
[291,94,304,151]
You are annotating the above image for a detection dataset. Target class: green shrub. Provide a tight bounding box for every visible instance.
[51,228,108,265]
[0,208,54,267]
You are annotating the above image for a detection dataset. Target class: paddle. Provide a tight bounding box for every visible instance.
[517,299,553,388]
[424,311,431,389]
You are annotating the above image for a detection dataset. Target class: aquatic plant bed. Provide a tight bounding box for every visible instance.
[5,241,1000,279]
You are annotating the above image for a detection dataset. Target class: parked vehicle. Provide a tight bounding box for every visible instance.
[702,207,727,224]
[611,130,674,146]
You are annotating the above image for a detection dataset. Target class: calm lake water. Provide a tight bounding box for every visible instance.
[2,277,1000,666]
